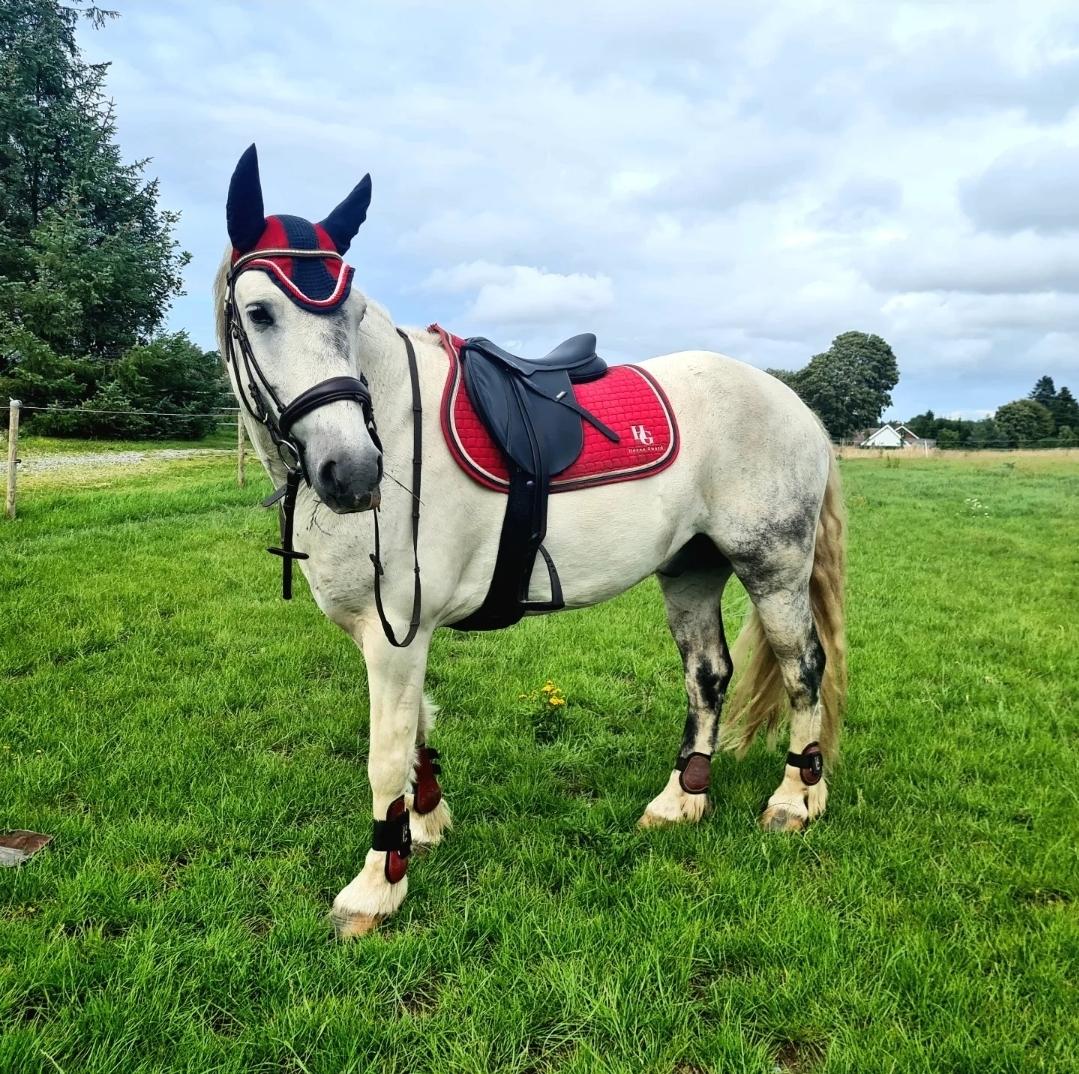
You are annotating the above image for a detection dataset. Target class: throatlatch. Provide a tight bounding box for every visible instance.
[786,741,823,786]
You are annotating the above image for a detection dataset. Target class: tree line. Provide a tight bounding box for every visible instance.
[0,0,228,438]
[769,331,1076,450]
[906,377,1078,449]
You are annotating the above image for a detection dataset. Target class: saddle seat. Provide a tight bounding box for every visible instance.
[465,334,607,381]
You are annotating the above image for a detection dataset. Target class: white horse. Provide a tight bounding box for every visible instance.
[214,146,847,938]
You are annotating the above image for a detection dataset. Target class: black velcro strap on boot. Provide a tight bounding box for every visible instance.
[372,809,412,857]
[423,746,442,776]
[786,742,824,786]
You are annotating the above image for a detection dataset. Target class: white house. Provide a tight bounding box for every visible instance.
[860,425,904,448]
[858,423,935,450]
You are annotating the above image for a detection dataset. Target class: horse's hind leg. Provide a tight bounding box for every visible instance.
[640,538,733,827]
[746,583,829,831]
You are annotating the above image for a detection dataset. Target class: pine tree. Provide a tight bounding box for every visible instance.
[1051,385,1079,431]
[1028,376,1057,431]
[0,1,224,436]
[0,0,188,360]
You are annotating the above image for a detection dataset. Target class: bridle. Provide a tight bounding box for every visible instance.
[224,247,423,647]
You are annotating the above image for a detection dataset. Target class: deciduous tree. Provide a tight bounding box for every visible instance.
[770,331,900,439]
[994,399,1055,447]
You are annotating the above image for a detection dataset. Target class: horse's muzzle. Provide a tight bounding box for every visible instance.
[313,453,383,513]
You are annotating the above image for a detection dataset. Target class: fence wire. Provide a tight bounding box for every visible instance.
[3,404,238,419]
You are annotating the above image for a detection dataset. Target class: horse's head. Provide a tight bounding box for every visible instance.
[222,144,381,513]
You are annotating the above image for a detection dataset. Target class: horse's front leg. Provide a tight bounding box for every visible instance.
[331,626,431,939]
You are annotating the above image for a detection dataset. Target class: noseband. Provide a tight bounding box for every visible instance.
[224,249,423,647]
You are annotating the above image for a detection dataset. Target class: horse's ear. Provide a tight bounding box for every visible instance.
[226,144,266,252]
[319,174,372,254]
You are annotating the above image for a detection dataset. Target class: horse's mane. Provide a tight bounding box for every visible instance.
[212,250,230,363]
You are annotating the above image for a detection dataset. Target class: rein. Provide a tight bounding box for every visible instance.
[224,251,423,645]
[370,330,423,648]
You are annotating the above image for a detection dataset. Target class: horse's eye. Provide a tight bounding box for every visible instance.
[248,304,274,327]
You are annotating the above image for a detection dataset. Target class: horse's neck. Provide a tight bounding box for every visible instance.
[355,302,420,456]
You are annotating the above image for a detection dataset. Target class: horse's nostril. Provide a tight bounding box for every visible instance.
[376,454,384,482]
[318,458,339,491]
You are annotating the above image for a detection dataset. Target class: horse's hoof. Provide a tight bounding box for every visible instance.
[638,771,710,828]
[331,909,382,940]
[760,806,807,832]
[637,809,672,829]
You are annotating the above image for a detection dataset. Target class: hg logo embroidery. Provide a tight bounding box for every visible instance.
[630,424,654,445]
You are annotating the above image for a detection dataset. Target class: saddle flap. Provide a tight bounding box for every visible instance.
[461,347,584,476]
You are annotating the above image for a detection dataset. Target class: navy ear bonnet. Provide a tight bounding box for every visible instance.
[226,144,372,315]
[231,214,355,313]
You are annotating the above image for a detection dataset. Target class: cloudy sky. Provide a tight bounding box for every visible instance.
[79,0,1079,418]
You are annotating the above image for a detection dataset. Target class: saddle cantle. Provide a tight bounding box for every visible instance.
[430,325,679,631]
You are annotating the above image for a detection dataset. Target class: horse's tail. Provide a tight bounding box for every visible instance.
[723,450,847,759]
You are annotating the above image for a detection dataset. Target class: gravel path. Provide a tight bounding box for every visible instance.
[1,447,230,475]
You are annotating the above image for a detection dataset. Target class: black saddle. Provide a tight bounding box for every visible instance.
[450,334,618,631]
[467,334,608,380]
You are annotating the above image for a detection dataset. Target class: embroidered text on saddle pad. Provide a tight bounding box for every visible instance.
[432,325,679,492]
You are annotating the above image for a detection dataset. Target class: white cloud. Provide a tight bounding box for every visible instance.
[478,267,614,327]
[945,409,995,420]
[862,233,1079,294]
[423,261,614,327]
[961,141,1079,234]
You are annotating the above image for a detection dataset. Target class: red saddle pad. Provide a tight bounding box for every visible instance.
[431,324,679,493]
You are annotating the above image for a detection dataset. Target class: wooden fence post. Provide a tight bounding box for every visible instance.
[237,411,246,488]
[6,398,20,519]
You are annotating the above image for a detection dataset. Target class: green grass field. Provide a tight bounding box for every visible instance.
[1,452,1077,1073]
